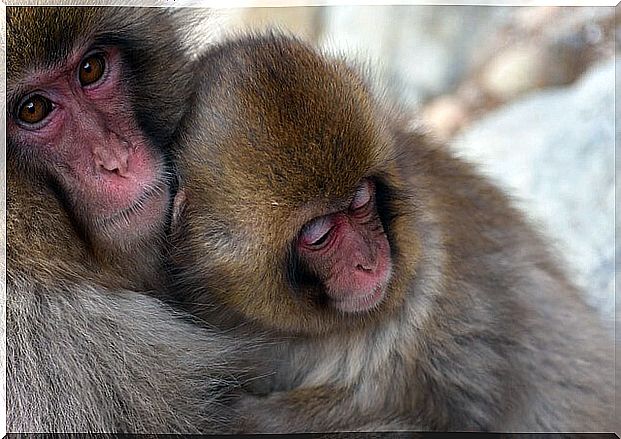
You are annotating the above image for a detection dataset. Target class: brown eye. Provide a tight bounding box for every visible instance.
[17,95,53,125]
[79,53,106,86]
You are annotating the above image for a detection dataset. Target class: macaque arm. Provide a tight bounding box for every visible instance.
[236,386,410,433]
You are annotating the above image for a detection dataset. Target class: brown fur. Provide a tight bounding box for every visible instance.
[170,34,614,432]
[6,7,253,433]
[7,6,198,284]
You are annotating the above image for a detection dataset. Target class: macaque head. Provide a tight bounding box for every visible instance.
[6,7,193,253]
[173,35,421,334]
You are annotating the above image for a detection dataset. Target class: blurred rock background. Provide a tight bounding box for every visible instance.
[207,5,616,323]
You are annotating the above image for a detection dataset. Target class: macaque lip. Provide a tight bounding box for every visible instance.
[331,284,387,314]
[96,180,170,234]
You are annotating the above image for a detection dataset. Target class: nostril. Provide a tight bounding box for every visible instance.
[93,138,131,177]
[96,158,116,173]
[356,263,373,273]
[95,153,129,177]
[97,160,120,174]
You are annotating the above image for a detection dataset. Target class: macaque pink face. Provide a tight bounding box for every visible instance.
[297,179,393,313]
[9,46,169,243]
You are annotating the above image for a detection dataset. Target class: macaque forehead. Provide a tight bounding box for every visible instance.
[7,7,101,80]
[215,100,393,218]
[201,36,396,213]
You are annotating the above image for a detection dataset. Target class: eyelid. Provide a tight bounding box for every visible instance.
[350,179,372,210]
[300,216,333,246]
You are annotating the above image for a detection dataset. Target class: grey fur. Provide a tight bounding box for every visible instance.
[172,34,614,433]
[5,7,253,433]
[7,280,245,433]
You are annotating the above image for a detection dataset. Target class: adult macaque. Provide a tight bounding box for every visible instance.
[7,6,194,285]
[170,34,614,432]
[6,7,253,433]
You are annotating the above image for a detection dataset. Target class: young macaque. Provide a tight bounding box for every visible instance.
[169,34,613,432]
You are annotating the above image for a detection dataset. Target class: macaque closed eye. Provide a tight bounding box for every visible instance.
[350,179,372,210]
[299,216,334,249]
[298,179,374,250]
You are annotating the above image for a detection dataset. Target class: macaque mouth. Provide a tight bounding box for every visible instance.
[96,179,170,230]
[330,282,388,313]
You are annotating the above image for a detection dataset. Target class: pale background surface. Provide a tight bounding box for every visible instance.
[0,5,615,438]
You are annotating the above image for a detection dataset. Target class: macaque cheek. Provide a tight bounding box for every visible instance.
[12,78,169,238]
[304,219,393,314]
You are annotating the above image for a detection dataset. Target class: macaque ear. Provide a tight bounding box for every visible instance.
[172,189,187,229]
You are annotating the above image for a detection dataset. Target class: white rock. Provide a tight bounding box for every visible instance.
[452,58,615,322]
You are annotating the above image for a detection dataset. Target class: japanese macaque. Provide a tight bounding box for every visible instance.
[6,7,253,433]
[7,165,252,433]
[169,34,614,432]
[6,6,195,285]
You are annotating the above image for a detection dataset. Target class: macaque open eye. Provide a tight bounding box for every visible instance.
[79,52,106,86]
[350,179,372,210]
[300,216,334,249]
[17,94,53,125]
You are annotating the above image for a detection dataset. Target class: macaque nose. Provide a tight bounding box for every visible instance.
[93,138,130,177]
[354,251,380,274]
[351,235,380,275]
